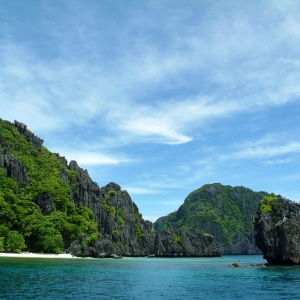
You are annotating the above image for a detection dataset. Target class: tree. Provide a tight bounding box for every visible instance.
[5,231,26,253]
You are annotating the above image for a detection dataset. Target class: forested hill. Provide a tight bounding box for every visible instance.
[0,119,154,255]
[154,183,269,254]
[0,119,222,257]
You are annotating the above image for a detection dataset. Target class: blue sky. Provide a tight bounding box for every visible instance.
[1,0,300,222]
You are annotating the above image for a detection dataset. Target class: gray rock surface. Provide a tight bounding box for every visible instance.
[253,196,300,264]
[0,149,30,188]
[14,120,44,149]
[0,119,223,258]
[67,160,155,257]
[154,228,222,257]
[66,160,221,258]
[34,192,54,215]
[154,183,265,255]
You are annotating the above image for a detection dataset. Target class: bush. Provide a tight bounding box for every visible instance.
[0,120,100,253]
[5,231,26,252]
[260,193,277,214]
[173,234,183,247]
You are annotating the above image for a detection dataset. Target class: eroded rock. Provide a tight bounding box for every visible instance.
[253,196,300,264]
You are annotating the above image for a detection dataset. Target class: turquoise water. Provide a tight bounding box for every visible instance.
[0,255,299,299]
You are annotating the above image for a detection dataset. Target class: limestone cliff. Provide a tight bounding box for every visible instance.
[154,183,268,254]
[154,228,222,257]
[253,195,300,264]
[0,149,30,189]
[0,118,221,257]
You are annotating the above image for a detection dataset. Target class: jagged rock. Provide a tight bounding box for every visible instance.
[0,119,223,257]
[154,228,222,257]
[154,183,265,255]
[66,161,221,257]
[226,232,260,255]
[253,195,300,264]
[34,192,54,215]
[67,160,155,256]
[228,263,240,267]
[55,153,68,166]
[66,161,223,258]
[60,168,70,185]
[68,236,116,257]
[245,264,266,268]
[0,150,30,188]
[14,120,44,149]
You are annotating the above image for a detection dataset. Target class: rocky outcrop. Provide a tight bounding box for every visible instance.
[154,228,222,257]
[34,192,54,215]
[0,149,30,188]
[227,232,260,255]
[66,160,155,257]
[14,120,44,149]
[66,160,221,258]
[253,195,300,264]
[0,118,223,258]
[154,183,266,254]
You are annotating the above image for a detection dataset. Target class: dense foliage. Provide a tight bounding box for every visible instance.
[0,120,98,253]
[154,183,268,249]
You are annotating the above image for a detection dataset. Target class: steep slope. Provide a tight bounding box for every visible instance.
[253,194,300,264]
[154,183,268,254]
[0,119,221,257]
[0,119,153,255]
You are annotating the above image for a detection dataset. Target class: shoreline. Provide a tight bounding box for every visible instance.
[0,252,76,259]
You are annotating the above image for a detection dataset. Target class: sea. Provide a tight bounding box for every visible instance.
[0,255,299,300]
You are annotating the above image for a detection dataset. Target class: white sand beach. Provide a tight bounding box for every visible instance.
[0,252,76,258]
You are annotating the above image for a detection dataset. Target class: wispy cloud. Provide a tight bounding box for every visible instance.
[1,0,300,148]
[122,187,160,195]
[221,141,300,161]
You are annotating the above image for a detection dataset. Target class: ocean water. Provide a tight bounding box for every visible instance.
[0,255,299,300]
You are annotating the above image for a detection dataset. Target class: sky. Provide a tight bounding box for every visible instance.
[1,0,300,222]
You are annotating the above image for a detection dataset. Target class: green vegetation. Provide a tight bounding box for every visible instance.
[154,183,268,249]
[102,190,117,218]
[117,208,125,227]
[135,224,145,239]
[260,193,277,214]
[112,230,121,241]
[257,193,281,224]
[173,234,182,248]
[107,190,117,198]
[0,120,99,253]
[131,202,145,239]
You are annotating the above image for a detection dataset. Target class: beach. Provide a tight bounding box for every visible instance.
[0,252,75,258]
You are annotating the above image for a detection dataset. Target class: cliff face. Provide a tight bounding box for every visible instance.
[67,160,155,257]
[0,119,221,257]
[0,149,30,189]
[253,195,300,264]
[154,228,222,257]
[154,183,268,254]
[66,160,221,257]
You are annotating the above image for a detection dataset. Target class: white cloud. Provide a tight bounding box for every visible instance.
[224,141,300,161]
[122,187,160,195]
[1,0,300,147]
[53,150,131,166]
[74,153,130,166]
[264,158,293,165]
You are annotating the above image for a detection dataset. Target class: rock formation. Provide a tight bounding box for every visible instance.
[66,161,221,257]
[154,228,222,257]
[13,120,44,149]
[154,183,267,254]
[0,149,30,189]
[253,195,300,264]
[0,118,222,257]
[34,192,54,215]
